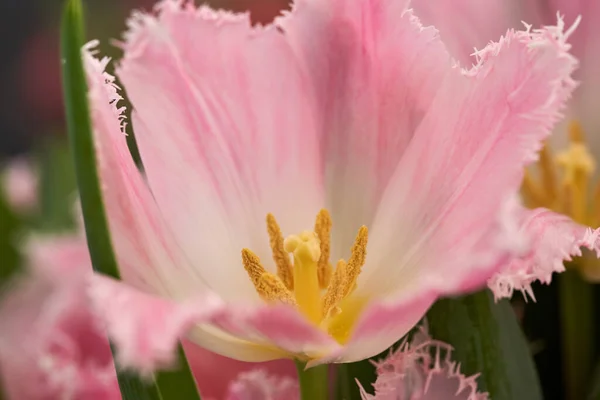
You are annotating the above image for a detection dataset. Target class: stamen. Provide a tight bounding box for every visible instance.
[241,249,295,305]
[556,132,595,223]
[538,145,557,203]
[315,209,333,289]
[592,180,600,227]
[342,226,369,298]
[284,231,322,324]
[569,120,585,142]
[322,259,347,318]
[521,169,548,208]
[266,214,294,290]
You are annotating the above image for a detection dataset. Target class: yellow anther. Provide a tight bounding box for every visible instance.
[556,140,595,223]
[315,209,333,289]
[322,259,347,318]
[241,249,295,305]
[241,248,264,287]
[521,169,548,209]
[285,232,322,324]
[342,226,369,298]
[569,120,585,143]
[538,145,557,202]
[256,274,297,305]
[266,214,294,290]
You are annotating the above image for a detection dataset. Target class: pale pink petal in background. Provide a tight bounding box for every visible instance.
[488,207,600,300]
[184,342,297,399]
[359,326,488,400]
[223,369,299,400]
[1,158,38,213]
[0,235,119,400]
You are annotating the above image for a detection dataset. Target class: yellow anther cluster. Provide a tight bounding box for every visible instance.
[240,209,369,342]
[522,121,599,226]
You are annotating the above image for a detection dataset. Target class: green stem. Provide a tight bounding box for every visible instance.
[558,268,594,400]
[295,360,328,400]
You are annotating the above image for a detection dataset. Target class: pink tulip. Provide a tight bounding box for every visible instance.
[413,0,600,292]
[0,234,120,399]
[1,158,38,213]
[360,326,487,400]
[219,369,299,400]
[184,342,297,399]
[83,0,581,372]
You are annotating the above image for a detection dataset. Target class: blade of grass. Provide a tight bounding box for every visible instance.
[60,0,201,398]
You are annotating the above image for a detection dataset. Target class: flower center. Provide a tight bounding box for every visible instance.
[522,121,598,226]
[240,209,368,343]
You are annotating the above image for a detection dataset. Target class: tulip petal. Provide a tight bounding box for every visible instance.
[488,207,600,300]
[88,275,224,375]
[213,304,340,359]
[361,18,578,298]
[224,369,299,400]
[84,41,213,298]
[118,0,323,301]
[279,0,451,255]
[412,0,519,64]
[359,326,488,400]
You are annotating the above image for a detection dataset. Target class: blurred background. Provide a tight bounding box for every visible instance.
[0,0,289,157]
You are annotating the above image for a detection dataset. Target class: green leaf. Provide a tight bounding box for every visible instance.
[155,346,202,399]
[60,0,120,279]
[559,268,595,400]
[335,361,377,400]
[60,1,201,399]
[0,186,21,287]
[427,289,542,400]
[36,137,77,231]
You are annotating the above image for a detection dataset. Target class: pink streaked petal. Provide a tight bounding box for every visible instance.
[361,18,578,299]
[88,275,224,375]
[183,342,296,399]
[84,41,215,298]
[1,157,38,213]
[279,0,451,256]
[213,304,340,359]
[412,0,520,65]
[118,0,323,301]
[360,326,488,400]
[0,235,119,400]
[224,369,299,400]
[488,207,600,300]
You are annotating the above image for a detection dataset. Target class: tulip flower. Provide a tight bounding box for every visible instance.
[83,0,579,373]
